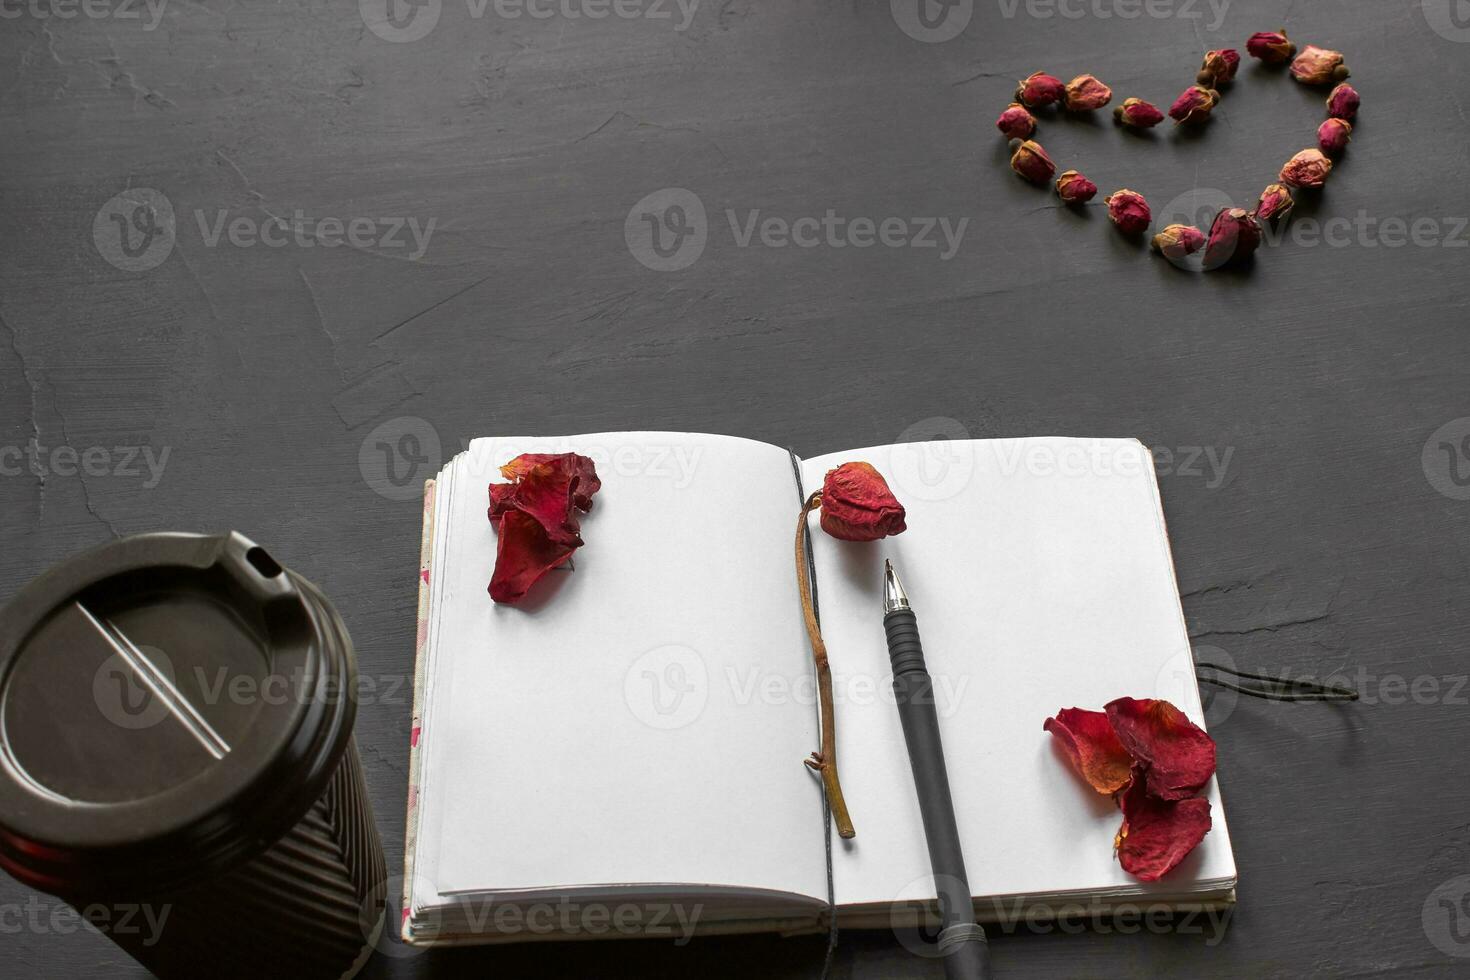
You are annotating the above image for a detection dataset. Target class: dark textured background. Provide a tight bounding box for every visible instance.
[3,0,1470,976]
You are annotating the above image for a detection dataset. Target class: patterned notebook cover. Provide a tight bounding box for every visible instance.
[400,478,436,944]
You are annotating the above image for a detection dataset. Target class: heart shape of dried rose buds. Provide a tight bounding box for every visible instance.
[997,32,1361,273]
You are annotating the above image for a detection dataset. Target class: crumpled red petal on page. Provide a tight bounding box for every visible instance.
[488,452,600,604]
[1104,697,1217,801]
[1114,777,1213,882]
[497,453,601,513]
[1043,707,1135,795]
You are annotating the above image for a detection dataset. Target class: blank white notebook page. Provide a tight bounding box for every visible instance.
[420,432,825,900]
[801,437,1236,909]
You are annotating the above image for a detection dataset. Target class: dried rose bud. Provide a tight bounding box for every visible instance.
[1327,82,1360,120]
[1218,49,1241,80]
[1009,139,1056,185]
[1104,189,1151,234]
[1055,170,1098,205]
[1202,208,1263,270]
[1064,74,1113,111]
[1113,97,1165,129]
[1279,148,1333,188]
[819,462,907,541]
[995,102,1037,140]
[1198,49,1239,85]
[1168,84,1219,125]
[1247,30,1296,65]
[1151,224,1206,260]
[1015,71,1065,109]
[1317,118,1353,155]
[1290,45,1349,86]
[1254,183,1295,223]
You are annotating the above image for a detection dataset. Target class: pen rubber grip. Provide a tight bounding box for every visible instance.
[884,608,930,680]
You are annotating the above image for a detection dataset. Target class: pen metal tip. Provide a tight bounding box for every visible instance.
[883,559,910,614]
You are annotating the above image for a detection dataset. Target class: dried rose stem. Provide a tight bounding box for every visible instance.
[796,491,856,839]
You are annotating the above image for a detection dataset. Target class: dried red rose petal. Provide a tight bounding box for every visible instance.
[1198,49,1239,85]
[488,451,601,604]
[1064,74,1112,111]
[1151,223,1206,261]
[1327,82,1360,120]
[1168,84,1219,124]
[489,509,579,604]
[995,102,1037,140]
[490,452,601,543]
[1113,97,1165,129]
[1246,29,1295,65]
[819,462,906,541]
[1202,208,1263,270]
[1280,148,1333,188]
[1055,170,1097,205]
[1015,71,1065,109]
[1254,183,1294,223]
[1104,697,1217,801]
[1104,189,1151,234]
[490,475,582,548]
[1115,778,1213,882]
[1044,707,1133,795]
[1291,45,1349,86]
[1008,139,1056,186]
[1318,118,1353,155]
[498,453,602,510]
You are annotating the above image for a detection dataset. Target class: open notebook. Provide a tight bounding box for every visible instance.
[401,433,1235,945]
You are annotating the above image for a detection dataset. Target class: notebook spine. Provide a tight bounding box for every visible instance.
[400,478,438,944]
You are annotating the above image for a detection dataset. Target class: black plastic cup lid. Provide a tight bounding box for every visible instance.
[0,532,357,897]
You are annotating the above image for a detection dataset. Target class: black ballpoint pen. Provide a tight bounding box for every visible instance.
[884,559,990,980]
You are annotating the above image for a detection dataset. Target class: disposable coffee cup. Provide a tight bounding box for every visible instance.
[0,532,388,979]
